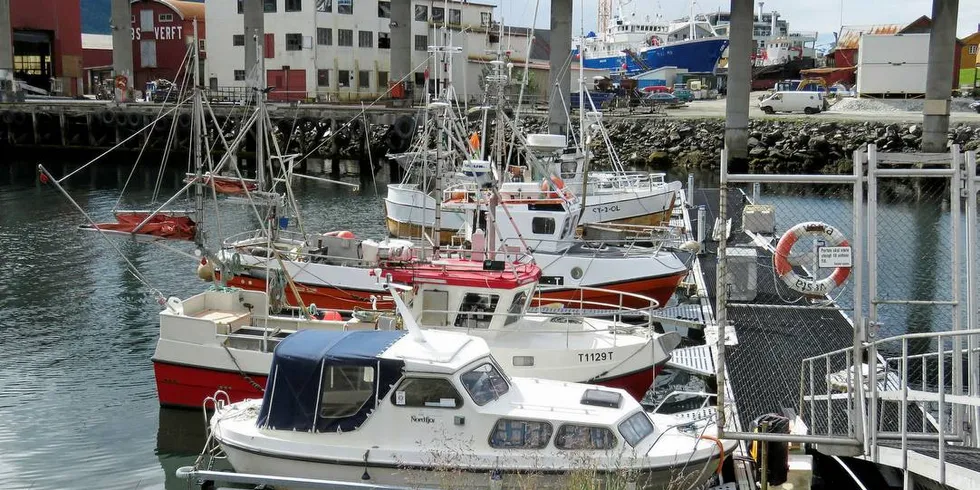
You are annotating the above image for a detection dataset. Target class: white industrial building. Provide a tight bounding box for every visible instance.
[205,0,599,103]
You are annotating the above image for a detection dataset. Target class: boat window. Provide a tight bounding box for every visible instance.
[460,362,509,405]
[531,217,556,235]
[555,424,617,450]
[454,293,500,329]
[318,365,376,420]
[390,377,462,409]
[421,289,449,326]
[504,291,527,326]
[618,411,655,447]
[559,215,575,239]
[489,419,553,449]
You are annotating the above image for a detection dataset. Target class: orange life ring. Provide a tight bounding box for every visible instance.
[449,191,467,202]
[773,221,851,296]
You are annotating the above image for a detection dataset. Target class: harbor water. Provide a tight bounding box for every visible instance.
[0,160,961,489]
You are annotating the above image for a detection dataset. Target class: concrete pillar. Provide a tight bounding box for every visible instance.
[921,0,959,153]
[724,0,753,163]
[390,0,412,91]
[549,0,572,135]
[243,0,264,84]
[0,0,12,72]
[111,0,134,99]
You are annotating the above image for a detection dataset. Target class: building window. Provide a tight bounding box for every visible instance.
[432,6,444,23]
[489,419,553,449]
[233,34,245,46]
[318,365,375,420]
[414,5,427,21]
[378,1,391,18]
[317,69,330,87]
[140,39,157,67]
[339,69,351,88]
[285,33,303,51]
[237,0,243,14]
[378,32,390,49]
[449,8,461,25]
[460,363,509,406]
[316,0,331,12]
[414,35,427,51]
[481,12,491,27]
[555,425,617,450]
[234,69,246,81]
[338,0,352,14]
[285,0,301,12]
[414,72,425,86]
[199,39,206,51]
[970,45,978,55]
[531,217,556,235]
[358,70,370,89]
[358,30,373,48]
[338,29,353,47]
[158,13,173,22]
[317,28,332,45]
[264,0,277,12]
[378,71,388,88]
[390,378,462,409]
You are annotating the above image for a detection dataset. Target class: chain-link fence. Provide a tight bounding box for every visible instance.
[714,146,980,452]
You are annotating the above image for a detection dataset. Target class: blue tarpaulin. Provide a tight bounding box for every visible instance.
[257,329,407,433]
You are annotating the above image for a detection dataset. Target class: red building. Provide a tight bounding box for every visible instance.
[129,0,206,89]
[8,0,83,95]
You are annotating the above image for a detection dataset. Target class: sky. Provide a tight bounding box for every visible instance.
[495,0,980,50]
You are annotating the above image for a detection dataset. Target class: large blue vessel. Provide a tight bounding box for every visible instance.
[576,13,729,76]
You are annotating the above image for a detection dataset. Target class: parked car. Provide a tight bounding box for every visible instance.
[759,91,824,115]
[672,85,694,102]
[644,92,682,107]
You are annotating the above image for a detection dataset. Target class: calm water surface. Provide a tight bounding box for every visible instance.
[0,160,960,489]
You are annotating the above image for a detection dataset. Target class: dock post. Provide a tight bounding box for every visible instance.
[716,147,730,434]
[760,421,770,490]
[243,0,264,83]
[0,0,13,102]
[548,0,572,135]
[687,173,694,207]
[921,0,959,152]
[111,0,134,100]
[724,0,754,163]
[752,182,761,203]
[697,206,706,245]
[389,0,412,107]
[31,110,39,144]
[59,111,67,147]
[86,113,96,147]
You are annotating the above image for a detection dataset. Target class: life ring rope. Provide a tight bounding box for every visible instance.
[773,221,851,296]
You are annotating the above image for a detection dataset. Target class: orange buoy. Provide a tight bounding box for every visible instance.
[321,310,343,321]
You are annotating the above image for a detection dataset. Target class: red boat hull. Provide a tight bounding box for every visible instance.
[155,361,664,409]
[222,271,686,312]
[154,360,266,409]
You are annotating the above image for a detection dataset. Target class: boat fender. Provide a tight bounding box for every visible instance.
[0,111,10,124]
[326,230,356,239]
[114,111,128,125]
[166,296,184,315]
[392,115,416,140]
[773,221,851,296]
[99,110,115,125]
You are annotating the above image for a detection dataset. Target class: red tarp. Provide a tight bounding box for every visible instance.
[90,212,197,240]
[185,175,258,195]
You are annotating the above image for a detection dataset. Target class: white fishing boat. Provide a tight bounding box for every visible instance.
[209,325,734,490]
[155,260,681,408]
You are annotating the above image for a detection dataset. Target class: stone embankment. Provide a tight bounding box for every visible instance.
[595,119,980,172]
[514,118,980,173]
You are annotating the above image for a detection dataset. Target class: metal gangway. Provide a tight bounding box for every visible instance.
[708,144,980,489]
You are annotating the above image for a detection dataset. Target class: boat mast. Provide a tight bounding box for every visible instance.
[578,41,590,211]
[254,31,265,195]
[689,1,696,40]
[192,19,204,247]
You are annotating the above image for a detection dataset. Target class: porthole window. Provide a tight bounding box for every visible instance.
[570,267,584,280]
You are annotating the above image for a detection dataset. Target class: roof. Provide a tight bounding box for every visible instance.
[835,24,903,50]
[383,329,491,374]
[81,33,113,50]
[274,329,407,365]
[132,0,205,20]
[961,32,980,44]
[382,260,540,290]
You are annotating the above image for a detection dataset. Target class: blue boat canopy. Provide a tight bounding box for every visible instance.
[257,329,408,433]
[586,31,597,38]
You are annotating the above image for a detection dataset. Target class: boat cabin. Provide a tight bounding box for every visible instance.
[382,261,541,332]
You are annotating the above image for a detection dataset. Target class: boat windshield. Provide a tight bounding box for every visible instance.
[618,410,655,447]
[504,292,527,326]
[459,362,509,406]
